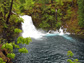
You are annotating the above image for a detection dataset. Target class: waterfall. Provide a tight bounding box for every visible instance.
[20,15,45,39]
[20,15,70,39]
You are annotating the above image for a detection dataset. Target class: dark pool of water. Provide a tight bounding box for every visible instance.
[13,35,84,63]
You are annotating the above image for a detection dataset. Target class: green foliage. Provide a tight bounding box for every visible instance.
[48,15,54,20]
[0,58,6,63]
[13,0,35,13]
[13,42,20,48]
[67,7,72,17]
[2,37,31,52]
[41,5,51,13]
[67,59,73,63]
[55,0,72,2]
[0,39,1,44]
[39,8,56,29]
[67,50,74,58]
[19,47,28,53]
[1,36,31,60]
[13,1,21,14]
[64,7,72,20]
[24,0,35,10]
[7,53,15,59]
[78,0,84,27]
[0,0,32,61]
[57,9,61,14]
[0,38,6,44]
[55,0,64,5]
[14,28,22,33]
[67,59,80,63]
[67,51,80,63]
[51,8,55,13]
[0,0,10,15]
[55,9,62,29]
[3,23,8,28]
[10,15,23,23]
[39,13,55,29]
[17,37,32,45]
[2,43,13,52]
[36,0,49,4]
[57,9,62,21]
[39,21,50,29]
[56,21,62,29]
[19,0,25,4]
[73,59,80,63]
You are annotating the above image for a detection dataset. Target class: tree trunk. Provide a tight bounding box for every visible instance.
[55,9,57,23]
[6,0,13,24]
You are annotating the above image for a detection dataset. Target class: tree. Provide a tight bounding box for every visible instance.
[6,0,13,24]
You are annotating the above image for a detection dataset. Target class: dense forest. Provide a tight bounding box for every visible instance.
[0,0,84,63]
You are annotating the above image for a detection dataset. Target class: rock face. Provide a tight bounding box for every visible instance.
[0,44,11,63]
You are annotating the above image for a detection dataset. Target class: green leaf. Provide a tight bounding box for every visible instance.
[19,47,28,53]
[0,58,6,63]
[17,37,31,44]
[2,43,13,52]
[14,28,22,33]
[7,53,15,59]
[13,43,20,48]
[67,50,74,57]
[1,44,6,49]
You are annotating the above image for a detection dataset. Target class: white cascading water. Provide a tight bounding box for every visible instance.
[20,15,45,39]
[59,27,64,35]
[20,15,70,39]
[53,27,70,36]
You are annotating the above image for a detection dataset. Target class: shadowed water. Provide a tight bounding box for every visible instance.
[13,35,84,63]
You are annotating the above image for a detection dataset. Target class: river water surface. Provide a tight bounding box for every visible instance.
[13,35,84,63]
[13,15,84,63]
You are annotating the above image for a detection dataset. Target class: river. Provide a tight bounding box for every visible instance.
[13,15,84,63]
[13,35,84,63]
